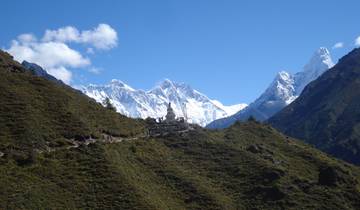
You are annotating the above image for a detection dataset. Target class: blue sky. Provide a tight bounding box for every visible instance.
[0,0,359,104]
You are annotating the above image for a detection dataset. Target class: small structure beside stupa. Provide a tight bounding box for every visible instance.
[146,102,191,137]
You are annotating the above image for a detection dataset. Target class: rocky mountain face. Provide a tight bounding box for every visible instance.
[207,47,334,129]
[21,61,63,84]
[82,79,247,126]
[269,48,360,165]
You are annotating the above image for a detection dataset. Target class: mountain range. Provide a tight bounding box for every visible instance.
[269,47,360,165]
[82,79,247,126]
[207,47,334,129]
[1,49,360,209]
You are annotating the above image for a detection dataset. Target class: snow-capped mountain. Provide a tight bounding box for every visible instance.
[207,47,334,129]
[82,79,247,126]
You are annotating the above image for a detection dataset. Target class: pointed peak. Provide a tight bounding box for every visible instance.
[275,71,292,82]
[158,78,176,89]
[109,79,134,91]
[162,78,174,85]
[110,79,121,83]
[316,47,330,56]
[303,47,334,72]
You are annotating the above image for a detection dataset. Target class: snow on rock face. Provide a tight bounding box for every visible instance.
[246,47,334,115]
[206,47,334,128]
[294,47,334,95]
[82,79,247,127]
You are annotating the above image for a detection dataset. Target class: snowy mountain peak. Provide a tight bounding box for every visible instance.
[158,78,175,89]
[276,71,292,82]
[295,47,334,95]
[109,79,135,91]
[82,79,247,126]
[206,47,335,128]
[304,47,334,72]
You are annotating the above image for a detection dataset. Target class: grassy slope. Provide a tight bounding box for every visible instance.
[1,50,360,209]
[0,51,145,155]
[1,122,360,210]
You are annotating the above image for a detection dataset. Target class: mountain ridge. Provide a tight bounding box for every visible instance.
[207,47,334,129]
[1,49,360,209]
[269,47,360,165]
[82,78,247,126]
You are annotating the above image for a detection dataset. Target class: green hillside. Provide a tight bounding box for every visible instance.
[0,51,145,157]
[1,50,360,209]
[269,48,360,165]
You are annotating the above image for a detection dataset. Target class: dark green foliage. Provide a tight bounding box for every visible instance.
[1,122,360,209]
[0,50,145,155]
[1,50,360,209]
[103,97,116,111]
[269,48,360,165]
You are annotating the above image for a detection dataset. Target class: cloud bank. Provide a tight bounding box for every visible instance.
[5,24,117,84]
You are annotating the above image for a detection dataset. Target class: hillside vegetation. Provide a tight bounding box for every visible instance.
[0,50,360,209]
[0,51,145,157]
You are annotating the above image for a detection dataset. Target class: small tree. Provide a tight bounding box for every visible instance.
[103,97,116,111]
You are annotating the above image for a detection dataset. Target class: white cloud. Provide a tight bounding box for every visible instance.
[8,41,90,68]
[355,36,360,47]
[88,67,102,74]
[18,33,37,44]
[6,39,90,84]
[43,26,80,43]
[80,24,118,50]
[86,47,95,54]
[332,42,344,49]
[42,24,118,50]
[5,24,118,84]
[47,66,73,84]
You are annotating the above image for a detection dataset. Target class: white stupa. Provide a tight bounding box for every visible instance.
[165,102,176,122]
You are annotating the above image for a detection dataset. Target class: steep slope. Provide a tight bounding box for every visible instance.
[207,47,334,129]
[269,48,360,165]
[1,49,360,209]
[0,50,145,155]
[83,79,247,126]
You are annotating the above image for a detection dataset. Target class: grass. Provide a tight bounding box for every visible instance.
[1,122,360,209]
[1,50,360,209]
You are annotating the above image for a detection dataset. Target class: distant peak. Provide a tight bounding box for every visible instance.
[275,71,292,81]
[110,79,124,84]
[109,79,134,90]
[303,47,334,73]
[159,78,176,89]
[162,78,174,85]
[317,47,330,56]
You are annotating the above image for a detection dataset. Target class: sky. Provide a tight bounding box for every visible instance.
[0,0,360,104]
